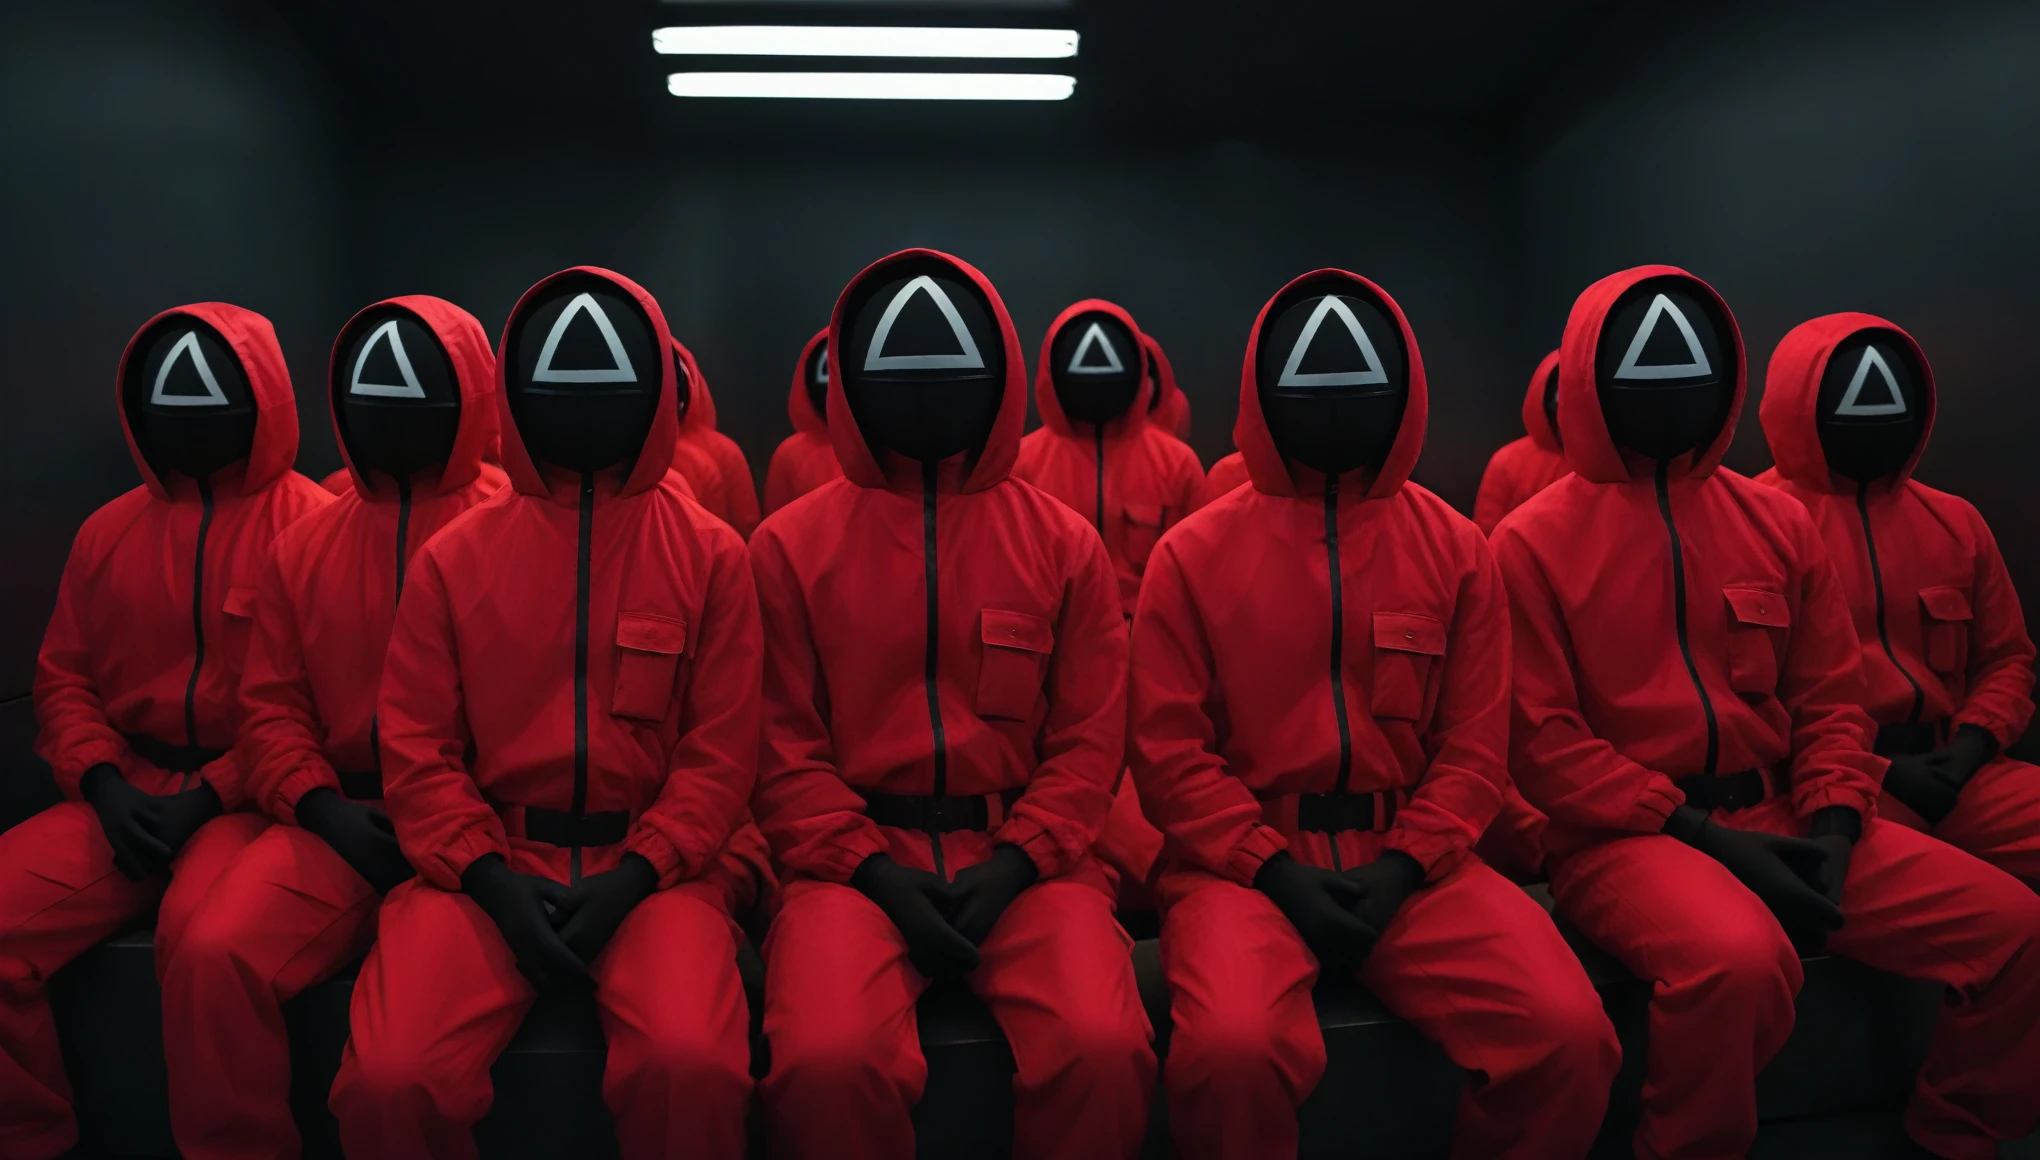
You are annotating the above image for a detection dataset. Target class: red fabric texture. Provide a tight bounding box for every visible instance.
[35,302,332,808]
[1142,333,1192,440]
[1473,350,1570,535]
[764,328,843,517]
[1014,299,1208,617]
[669,340,761,538]
[319,468,350,496]
[752,250,1153,1159]
[1205,451,1248,497]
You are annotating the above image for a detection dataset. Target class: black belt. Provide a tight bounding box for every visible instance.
[863,789,1023,834]
[123,733,227,774]
[1296,791,1400,834]
[335,770,384,801]
[1873,721,1943,758]
[1675,768,1771,814]
[523,807,630,848]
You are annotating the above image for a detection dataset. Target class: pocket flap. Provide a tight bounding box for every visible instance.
[1373,612,1445,656]
[223,586,257,618]
[1123,502,1164,528]
[1724,588,1789,629]
[982,609,1052,654]
[1919,585,1973,622]
[617,612,687,655]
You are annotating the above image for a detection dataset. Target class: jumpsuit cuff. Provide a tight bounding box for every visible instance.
[1383,828,1468,883]
[793,818,891,886]
[197,755,246,812]
[54,740,130,801]
[1793,783,1880,824]
[624,825,690,891]
[1952,707,2023,752]
[434,826,513,893]
[995,817,1071,881]
[1219,824,1289,887]
[1628,774,1686,833]
[269,762,342,823]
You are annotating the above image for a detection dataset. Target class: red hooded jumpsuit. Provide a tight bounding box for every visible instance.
[764,328,844,517]
[4,304,330,1160]
[1205,450,1248,497]
[1757,314,2039,880]
[751,251,1155,1160]
[1494,266,2040,1160]
[156,297,508,1160]
[669,339,762,538]
[328,268,766,1160]
[1141,333,1193,442]
[1472,350,1569,535]
[1131,270,1619,1160]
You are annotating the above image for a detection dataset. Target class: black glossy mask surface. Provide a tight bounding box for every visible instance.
[805,337,829,420]
[336,309,462,480]
[1816,331,1925,483]
[841,266,1003,463]
[1255,286,1408,477]
[1542,365,1562,449]
[1595,279,1732,461]
[1049,311,1142,426]
[127,318,257,480]
[506,279,660,474]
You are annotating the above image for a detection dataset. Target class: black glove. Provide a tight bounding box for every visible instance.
[1255,852,1372,976]
[1342,851,1425,944]
[149,782,224,860]
[1665,805,1844,947]
[947,844,1040,946]
[1804,806,1860,909]
[1887,725,1998,827]
[851,853,979,979]
[461,853,592,992]
[296,787,416,895]
[552,853,659,964]
[81,764,172,880]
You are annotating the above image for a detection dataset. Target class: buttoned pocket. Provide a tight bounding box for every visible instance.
[1724,587,1788,699]
[1919,586,1973,675]
[1122,503,1166,572]
[1372,612,1445,721]
[977,609,1053,721]
[613,612,688,723]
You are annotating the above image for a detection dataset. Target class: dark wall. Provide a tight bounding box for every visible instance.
[1516,0,2040,615]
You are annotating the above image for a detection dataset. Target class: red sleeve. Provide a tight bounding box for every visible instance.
[1172,444,1211,521]
[714,437,760,539]
[1495,526,1686,835]
[1473,453,1513,536]
[33,524,130,800]
[1128,539,1287,884]
[624,532,762,889]
[1778,524,1883,820]
[991,526,1128,879]
[238,548,341,821]
[1952,505,2036,747]
[1384,536,1509,880]
[749,526,889,883]
[377,550,505,890]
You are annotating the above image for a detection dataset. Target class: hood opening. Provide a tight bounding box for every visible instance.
[1522,350,1561,453]
[1760,312,1935,494]
[673,339,716,434]
[1033,298,1151,437]
[117,302,300,500]
[788,327,829,437]
[328,295,498,502]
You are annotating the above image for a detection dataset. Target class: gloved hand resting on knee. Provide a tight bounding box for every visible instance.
[297,787,416,894]
[851,853,979,979]
[947,843,1039,946]
[461,853,593,992]
[1256,851,1374,976]
[1664,805,1844,948]
[1882,725,1998,827]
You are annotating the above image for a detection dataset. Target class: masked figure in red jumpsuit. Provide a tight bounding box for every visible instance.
[1473,350,1569,535]
[1141,333,1192,442]
[328,267,766,1160]
[668,339,761,538]
[4,304,330,1160]
[1130,269,1620,1160]
[1757,315,2038,885]
[751,250,1156,1160]
[764,328,844,517]
[1493,265,2040,1160]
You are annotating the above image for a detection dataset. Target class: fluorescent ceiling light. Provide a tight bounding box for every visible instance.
[668,71,1075,100]
[653,26,1078,59]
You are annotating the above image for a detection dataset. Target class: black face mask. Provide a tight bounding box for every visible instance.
[1049,311,1142,427]
[840,265,1004,464]
[1542,365,1562,449]
[126,318,258,481]
[1255,284,1409,477]
[1816,330,1925,483]
[506,279,661,475]
[806,337,830,420]
[335,309,462,480]
[1596,279,1733,462]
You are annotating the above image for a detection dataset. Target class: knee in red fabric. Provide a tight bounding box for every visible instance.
[1169,999,1323,1105]
[1511,974,1621,1084]
[611,1020,751,1104]
[766,1010,908,1107]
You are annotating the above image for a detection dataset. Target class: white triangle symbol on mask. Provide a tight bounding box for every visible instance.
[1834,346,1907,417]
[865,276,985,371]
[1613,294,1712,381]
[149,331,231,407]
[532,293,638,384]
[1065,321,1126,376]
[1276,297,1388,388]
[349,319,428,399]
[816,342,830,385]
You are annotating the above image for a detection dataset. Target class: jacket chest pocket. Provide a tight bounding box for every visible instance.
[1723,588,1788,699]
[613,612,689,723]
[977,609,1053,721]
[1122,503,1167,572]
[1371,612,1444,721]
[1918,586,1972,675]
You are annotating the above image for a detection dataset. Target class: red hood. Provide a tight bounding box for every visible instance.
[1142,333,1190,436]
[1032,298,1152,437]
[787,327,828,436]
[1236,269,1427,500]
[1557,264,1745,485]
[1760,312,1934,495]
[1521,349,1561,453]
[118,302,299,500]
[496,267,679,499]
[328,295,498,502]
[673,338,717,433]
[827,248,1028,494]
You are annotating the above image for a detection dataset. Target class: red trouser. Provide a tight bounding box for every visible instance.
[1551,796,2040,1160]
[1881,756,2040,885]
[0,802,267,1160]
[760,828,1155,1160]
[1156,830,1619,1160]
[1095,776,1164,913]
[330,874,751,1160]
[160,823,382,1160]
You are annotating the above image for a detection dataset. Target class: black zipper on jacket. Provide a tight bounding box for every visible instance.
[1656,462,1719,776]
[179,476,216,791]
[570,472,595,884]
[921,460,950,879]
[1858,482,1926,723]
[1093,425,1106,534]
[1325,477,1354,796]
[368,477,414,787]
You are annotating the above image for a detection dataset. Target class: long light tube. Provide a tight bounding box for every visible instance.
[667,71,1075,100]
[653,25,1078,58]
